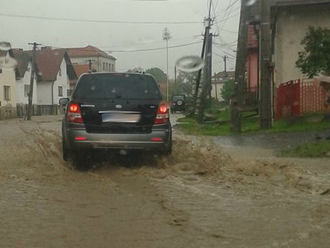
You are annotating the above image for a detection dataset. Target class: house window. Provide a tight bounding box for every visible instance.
[4,86,10,101]
[24,85,30,97]
[103,62,105,71]
[58,86,63,97]
[59,68,62,76]
[67,89,73,96]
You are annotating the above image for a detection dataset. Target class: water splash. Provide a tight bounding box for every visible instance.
[175,56,204,72]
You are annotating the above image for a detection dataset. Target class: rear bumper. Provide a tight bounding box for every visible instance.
[66,127,171,152]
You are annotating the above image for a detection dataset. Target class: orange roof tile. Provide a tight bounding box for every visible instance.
[73,64,96,78]
[67,45,116,60]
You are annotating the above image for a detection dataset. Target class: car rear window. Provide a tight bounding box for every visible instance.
[72,73,161,100]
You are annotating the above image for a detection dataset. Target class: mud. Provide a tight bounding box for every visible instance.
[0,115,330,247]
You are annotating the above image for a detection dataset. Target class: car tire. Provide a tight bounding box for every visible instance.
[72,150,92,171]
[62,137,70,161]
[163,135,172,155]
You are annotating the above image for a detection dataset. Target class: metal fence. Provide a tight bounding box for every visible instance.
[16,104,63,119]
[275,79,328,120]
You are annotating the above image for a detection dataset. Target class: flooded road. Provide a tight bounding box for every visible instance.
[1,115,330,248]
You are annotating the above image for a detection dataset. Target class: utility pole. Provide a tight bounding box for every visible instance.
[259,0,272,129]
[27,42,40,121]
[223,55,228,77]
[162,27,171,102]
[230,0,248,132]
[191,32,206,116]
[87,59,94,72]
[174,65,177,93]
[197,0,213,122]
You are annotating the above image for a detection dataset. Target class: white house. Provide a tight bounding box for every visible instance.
[0,51,17,119]
[13,50,37,106]
[33,48,77,113]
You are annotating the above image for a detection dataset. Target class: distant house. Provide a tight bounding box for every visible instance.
[67,45,116,77]
[0,50,17,119]
[34,47,77,112]
[12,49,37,111]
[212,71,235,102]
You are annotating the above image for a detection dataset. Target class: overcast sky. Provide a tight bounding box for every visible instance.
[0,0,240,78]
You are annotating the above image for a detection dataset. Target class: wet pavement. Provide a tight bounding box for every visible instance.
[1,115,330,248]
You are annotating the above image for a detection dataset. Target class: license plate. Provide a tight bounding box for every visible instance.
[102,112,141,123]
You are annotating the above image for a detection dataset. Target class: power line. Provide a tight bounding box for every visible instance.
[0,13,201,25]
[223,50,236,58]
[112,34,201,48]
[214,0,239,16]
[109,41,202,53]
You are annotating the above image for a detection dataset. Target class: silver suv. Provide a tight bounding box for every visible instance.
[59,72,172,170]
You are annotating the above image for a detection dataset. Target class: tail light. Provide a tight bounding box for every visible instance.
[67,103,83,123]
[154,102,169,124]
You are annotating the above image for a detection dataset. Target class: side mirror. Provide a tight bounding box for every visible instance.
[59,98,69,112]
[59,98,69,106]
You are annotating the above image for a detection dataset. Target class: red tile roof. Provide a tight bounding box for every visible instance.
[12,49,31,78]
[33,48,77,82]
[34,49,66,81]
[73,64,96,78]
[12,48,77,83]
[67,45,116,60]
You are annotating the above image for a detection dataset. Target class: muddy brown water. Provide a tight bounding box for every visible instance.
[0,115,330,248]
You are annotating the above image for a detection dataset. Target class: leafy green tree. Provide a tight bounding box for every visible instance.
[145,67,167,84]
[296,26,330,78]
[175,70,198,96]
[220,79,235,105]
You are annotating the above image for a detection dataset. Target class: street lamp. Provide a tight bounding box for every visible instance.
[162,27,171,102]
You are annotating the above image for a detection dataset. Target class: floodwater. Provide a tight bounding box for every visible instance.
[0,114,330,248]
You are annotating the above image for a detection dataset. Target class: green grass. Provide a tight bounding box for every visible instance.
[175,111,330,158]
[176,112,329,136]
[278,141,330,158]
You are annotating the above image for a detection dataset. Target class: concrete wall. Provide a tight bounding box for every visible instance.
[274,5,330,86]
[16,62,37,105]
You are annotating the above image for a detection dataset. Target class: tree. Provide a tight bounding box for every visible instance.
[220,79,235,105]
[296,26,330,78]
[176,70,198,97]
[145,67,167,84]
[127,67,145,73]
